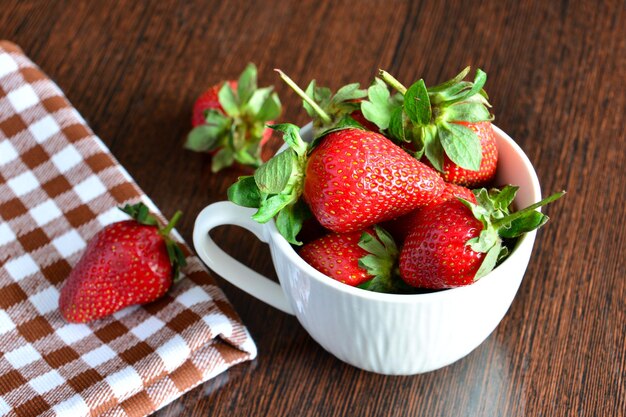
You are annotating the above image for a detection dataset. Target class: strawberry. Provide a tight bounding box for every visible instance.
[59,203,186,323]
[383,182,476,243]
[228,123,445,244]
[399,187,565,289]
[362,67,497,187]
[302,128,443,232]
[300,226,400,288]
[185,63,282,172]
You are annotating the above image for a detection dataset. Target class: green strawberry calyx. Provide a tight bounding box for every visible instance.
[362,67,493,173]
[119,202,187,281]
[276,69,368,137]
[458,187,565,280]
[185,63,282,172]
[356,226,405,293]
[227,123,311,245]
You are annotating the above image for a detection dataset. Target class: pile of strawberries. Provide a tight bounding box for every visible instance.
[228,67,563,293]
[59,65,563,324]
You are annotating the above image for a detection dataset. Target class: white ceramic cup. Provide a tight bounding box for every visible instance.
[193,124,541,375]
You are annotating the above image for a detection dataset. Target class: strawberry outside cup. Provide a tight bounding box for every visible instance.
[192,124,542,375]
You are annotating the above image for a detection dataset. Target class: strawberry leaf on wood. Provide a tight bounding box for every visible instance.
[218,82,240,117]
[257,93,281,122]
[187,63,283,171]
[237,63,257,104]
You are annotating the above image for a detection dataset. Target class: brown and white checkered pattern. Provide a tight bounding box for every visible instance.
[0,41,256,417]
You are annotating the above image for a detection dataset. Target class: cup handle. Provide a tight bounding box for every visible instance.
[192,201,295,315]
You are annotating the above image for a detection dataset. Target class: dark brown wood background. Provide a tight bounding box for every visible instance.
[2,1,624,416]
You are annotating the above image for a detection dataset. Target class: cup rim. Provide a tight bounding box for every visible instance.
[267,123,542,303]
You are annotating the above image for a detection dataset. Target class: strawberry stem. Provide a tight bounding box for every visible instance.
[493,191,565,228]
[275,69,332,124]
[161,210,183,236]
[378,69,407,95]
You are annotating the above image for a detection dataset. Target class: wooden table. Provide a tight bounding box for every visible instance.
[2,1,624,416]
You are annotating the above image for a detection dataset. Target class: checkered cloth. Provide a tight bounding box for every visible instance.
[0,41,256,417]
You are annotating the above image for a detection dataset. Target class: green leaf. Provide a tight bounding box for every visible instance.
[245,87,273,116]
[218,82,240,117]
[404,79,431,125]
[444,101,491,123]
[358,230,387,258]
[254,149,295,194]
[205,109,229,126]
[119,202,158,226]
[303,80,331,118]
[227,176,262,208]
[268,123,308,156]
[257,92,281,122]
[373,226,398,257]
[234,148,259,166]
[474,188,495,213]
[388,106,407,142]
[184,125,221,152]
[252,194,293,223]
[499,212,549,238]
[437,121,482,171]
[361,79,394,130]
[474,240,501,280]
[468,228,499,252]
[428,67,471,93]
[169,243,187,282]
[462,69,487,101]
[458,197,490,223]
[211,148,235,172]
[275,200,310,245]
[492,185,519,212]
[423,127,444,172]
[237,63,258,104]
[333,83,367,103]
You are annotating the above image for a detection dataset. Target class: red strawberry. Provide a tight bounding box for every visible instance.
[300,230,373,287]
[365,67,498,187]
[59,203,186,323]
[299,226,401,292]
[227,123,445,244]
[383,182,476,242]
[399,187,564,289]
[185,63,282,172]
[303,128,444,232]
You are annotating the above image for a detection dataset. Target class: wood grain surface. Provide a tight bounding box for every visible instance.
[1,1,624,416]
